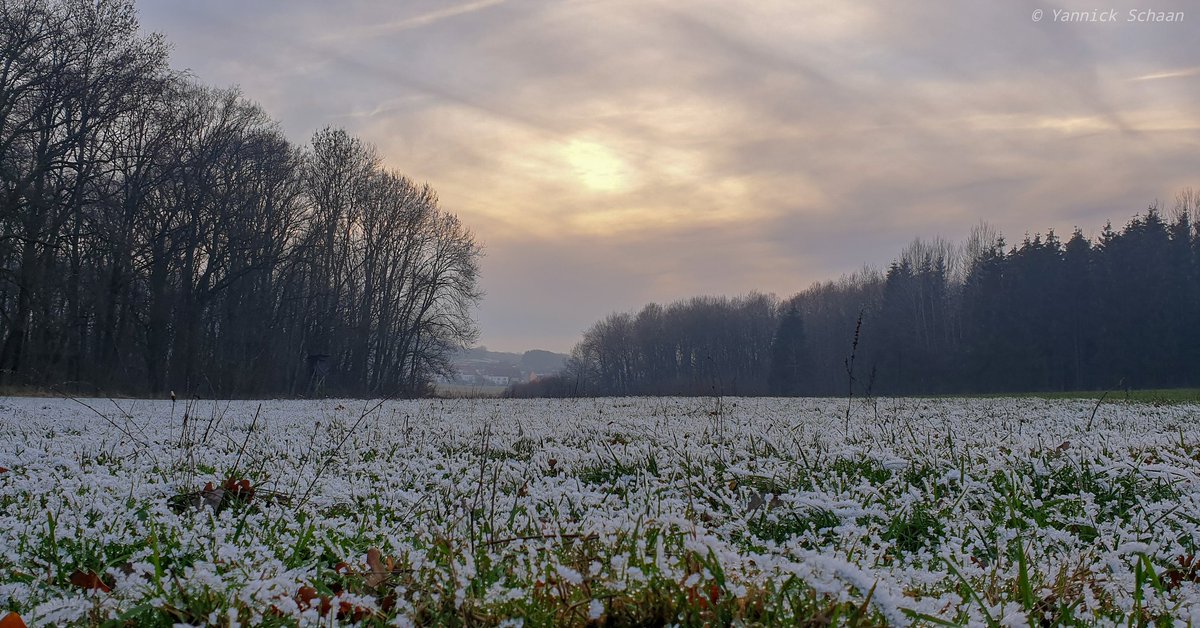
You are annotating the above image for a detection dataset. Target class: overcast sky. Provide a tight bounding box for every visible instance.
[137,0,1198,353]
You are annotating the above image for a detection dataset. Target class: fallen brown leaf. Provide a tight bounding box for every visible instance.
[69,570,111,593]
[364,548,391,588]
[292,586,374,621]
[296,585,336,616]
[335,597,374,623]
[222,478,255,502]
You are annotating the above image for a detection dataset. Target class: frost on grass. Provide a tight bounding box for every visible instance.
[1,396,1200,625]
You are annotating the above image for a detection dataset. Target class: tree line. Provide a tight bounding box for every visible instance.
[0,0,482,397]
[512,193,1200,397]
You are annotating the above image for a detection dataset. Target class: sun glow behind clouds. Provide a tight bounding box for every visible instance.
[562,139,634,192]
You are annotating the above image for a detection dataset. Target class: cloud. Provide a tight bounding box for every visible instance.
[1132,66,1200,81]
[327,0,506,39]
[137,0,1200,352]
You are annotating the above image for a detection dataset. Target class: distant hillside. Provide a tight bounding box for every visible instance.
[457,346,523,364]
[520,349,569,374]
[444,347,570,387]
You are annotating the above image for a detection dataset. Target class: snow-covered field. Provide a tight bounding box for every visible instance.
[1,395,1198,626]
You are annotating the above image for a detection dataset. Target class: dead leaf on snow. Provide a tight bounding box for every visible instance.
[68,570,111,593]
[171,477,265,513]
[222,477,255,502]
[364,547,394,588]
[286,586,374,622]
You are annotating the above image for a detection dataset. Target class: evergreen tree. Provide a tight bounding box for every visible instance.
[1063,229,1095,389]
[960,237,1008,391]
[768,307,810,395]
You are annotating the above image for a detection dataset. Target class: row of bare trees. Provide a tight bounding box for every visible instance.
[0,0,482,397]
[516,294,778,397]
